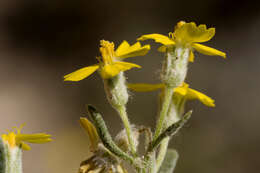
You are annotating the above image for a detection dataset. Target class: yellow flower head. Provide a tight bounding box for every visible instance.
[79,117,99,152]
[128,82,215,107]
[138,21,226,62]
[1,125,52,150]
[64,40,150,81]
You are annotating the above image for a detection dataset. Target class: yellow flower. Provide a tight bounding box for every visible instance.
[64,40,150,81]
[128,82,215,107]
[138,21,226,62]
[1,125,52,150]
[79,117,99,152]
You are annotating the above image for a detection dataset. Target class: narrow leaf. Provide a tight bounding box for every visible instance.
[87,105,134,164]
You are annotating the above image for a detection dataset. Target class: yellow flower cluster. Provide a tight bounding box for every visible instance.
[62,21,226,173]
[64,21,226,107]
[1,125,52,150]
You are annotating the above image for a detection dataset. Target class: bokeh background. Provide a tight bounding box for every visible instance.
[0,0,259,173]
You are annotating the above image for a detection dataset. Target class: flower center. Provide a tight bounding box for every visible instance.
[175,21,186,30]
[169,21,189,45]
[99,40,116,65]
[169,21,186,39]
[2,132,16,148]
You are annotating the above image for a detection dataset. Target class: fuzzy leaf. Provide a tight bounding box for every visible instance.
[159,149,179,173]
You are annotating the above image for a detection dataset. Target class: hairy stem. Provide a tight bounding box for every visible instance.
[153,87,174,141]
[117,105,137,156]
[156,137,169,173]
[5,147,23,173]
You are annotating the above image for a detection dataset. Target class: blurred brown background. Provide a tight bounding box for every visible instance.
[0,0,259,173]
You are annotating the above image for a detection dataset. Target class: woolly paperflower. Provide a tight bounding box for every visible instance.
[1,125,51,150]
[64,40,150,81]
[138,21,226,62]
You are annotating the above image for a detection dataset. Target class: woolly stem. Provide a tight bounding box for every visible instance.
[153,87,174,141]
[116,105,137,156]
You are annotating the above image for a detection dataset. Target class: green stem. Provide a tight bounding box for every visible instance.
[153,87,174,141]
[146,151,156,173]
[5,147,23,173]
[156,137,169,173]
[117,105,137,156]
[147,87,173,173]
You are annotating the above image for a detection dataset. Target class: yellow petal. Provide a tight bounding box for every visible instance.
[20,142,31,150]
[1,134,7,141]
[64,65,100,81]
[174,22,215,43]
[192,43,226,58]
[100,62,141,79]
[17,133,51,140]
[174,87,188,96]
[157,45,167,53]
[186,88,215,107]
[137,34,175,46]
[99,64,120,79]
[115,40,130,55]
[189,51,195,62]
[128,83,164,92]
[114,61,141,71]
[80,117,99,151]
[79,164,91,173]
[17,133,52,143]
[20,138,52,144]
[115,41,150,59]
